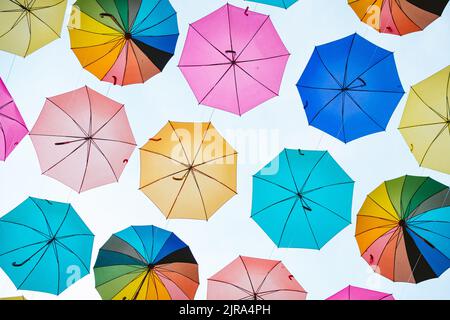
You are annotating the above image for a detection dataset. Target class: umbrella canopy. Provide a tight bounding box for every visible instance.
[326,285,394,300]
[30,86,136,193]
[94,225,199,300]
[245,0,298,9]
[207,256,307,300]
[178,4,289,116]
[69,0,179,86]
[348,0,449,36]
[0,0,67,57]
[399,65,450,175]
[0,197,94,295]
[0,296,26,300]
[297,33,404,143]
[251,149,354,249]
[140,121,237,220]
[356,175,450,283]
[0,77,28,161]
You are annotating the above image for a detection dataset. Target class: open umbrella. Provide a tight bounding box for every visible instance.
[30,86,136,193]
[356,175,450,283]
[245,0,298,9]
[326,285,394,300]
[140,121,237,220]
[0,197,94,295]
[69,0,179,86]
[297,33,404,143]
[0,296,26,300]
[207,256,306,300]
[0,77,28,161]
[399,65,450,175]
[178,4,289,115]
[94,225,199,300]
[251,149,354,249]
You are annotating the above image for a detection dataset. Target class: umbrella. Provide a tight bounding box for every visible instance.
[140,121,237,220]
[251,149,354,249]
[356,175,450,283]
[207,256,307,300]
[94,225,199,300]
[245,0,298,9]
[399,65,450,175]
[69,0,179,86]
[0,197,94,295]
[348,0,449,36]
[326,285,394,300]
[0,77,28,161]
[30,86,136,193]
[178,4,289,116]
[297,33,404,143]
[0,296,26,300]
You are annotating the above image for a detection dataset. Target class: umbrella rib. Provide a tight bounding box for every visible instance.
[255,261,281,293]
[55,240,90,273]
[251,196,297,218]
[156,270,193,299]
[71,36,124,50]
[446,71,450,119]
[239,256,257,294]
[0,100,14,111]
[399,174,408,219]
[46,98,88,136]
[392,228,403,283]
[315,49,343,88]
[258,288,307,296]
[399,122,446,129]
[17,243,52,290]
[0,122,6,159]
[128,41,145,83]
[410,87,447,121]
[191,121,212,166]
[130,0,163,33]
[235,16,270,61]
[408,224,450,242]
[232,65,242,115]
[92,137,136,146]
[192,167,237,194]
[395,1,423,31]
[302,181,353,195]
[253,175,297,195]
[344,91,385,130]
[0,239,48,257]
[357,213,398,223]
[340,91,347,141]
[299,152,327,192]
[343,34,357,87]
[51,241,61,295]
[168,121,191,164]
[409,189,450,220]
[24,11,32,57]
[90,139,119,181]
[85,87,93,135]
[28,7,62,37]
[193,152,237,168]
[99,247,147,266]
[95,268,145,289]
[235,63,278,96]
[308,92,343,124]
[360,226,399,259]
[237,53,290,64]
[355,222,398,237]
[283,149,300,193]
[0,111,28,129]
[208,279,253,296]
[166,171,190,219]
[69,27,122,37]
[132,268,152,300]
[190,170,208,220]
[139,168,188,190]
[297,84,341,91]
[419,124,447,166]
[133,12,177,35]
[178,62,231,68]
[78,140,92,192]
[0,220,49,239]
[42,140,88,175]
[403,178,429,218]
[57,233,93,240]
[406,225,450,261]
[277,198,301,247]
[198,65,234,104]
[156,265,199,284]
[358,0,380,22]
[91,105,126,138]
[28,0,65,12]
[53,204,71,238]
[366,194,400,221]
[346,53,392,89]
[0,8,27,38]
[131,226,151,262]
[29,197,54,237]
[189,25,231,62]
[82,39,126,69]
[302,195,352,224]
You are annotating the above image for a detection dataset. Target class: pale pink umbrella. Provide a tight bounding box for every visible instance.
[207,256,307,300]
[178,4,290,116]
[0,78,28,161]
[326,285,395,300]
[30,86,136,193]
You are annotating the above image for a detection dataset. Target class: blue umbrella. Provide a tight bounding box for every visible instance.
[297,33,404,143]
[246,0,298,9]
[0,197,94,295]
[251,149,354,249]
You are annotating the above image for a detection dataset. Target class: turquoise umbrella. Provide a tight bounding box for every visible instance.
[251,149,354,249]
[246,0,298,9]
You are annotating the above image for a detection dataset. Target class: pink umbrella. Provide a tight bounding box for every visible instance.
[0,78,28,161]
[179,4,290,116]
[207,256,307,300]
[30,86,136,193]
[326,285,395,300]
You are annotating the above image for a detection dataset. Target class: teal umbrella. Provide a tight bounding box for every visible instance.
[246,0,298,9]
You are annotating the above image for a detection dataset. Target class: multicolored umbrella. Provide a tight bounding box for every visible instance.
[0,0,67,57]
[69,0,179,86]
[251,149,354,249]
[326,285,394,300]
[245,0,298,9]
[30,86,136,193]
[178,4,289,116]
[207,256,307,300]
[94,225,199,300]
[356,175,450,283]
[140,121,237,220]
[399,65,450,175]
[297,33,404,143]
[0,77,28,161]
[348,0,449,36]
[0,197,94,295]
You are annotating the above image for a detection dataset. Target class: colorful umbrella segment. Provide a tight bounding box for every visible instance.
[326,285,394,300]
[356,175,450,283]
[30,86,136,193]
[245,0,298,9]
[94,225,199,300]
[140,121,237,220]
[0,0,67,57]
[0,78,28,161]
[348,0,449,36]
[251,149,354,249]
[399,65,450,175]
[207,256,307,300]
[178,4,289,116]
[297,33,404,143]
[0,296,26,300]
[69,0,179,86]
[0,197,94,295]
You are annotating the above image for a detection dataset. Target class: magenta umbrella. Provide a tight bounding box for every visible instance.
[179,4,290,116]
[326,285,395,300]
[0,78,28,161]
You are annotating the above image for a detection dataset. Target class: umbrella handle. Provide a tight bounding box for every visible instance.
[150,138,162,142]
[100,13,125,33]
[12,240,52,267]
[298,149,304,156]
[244,6,249,16]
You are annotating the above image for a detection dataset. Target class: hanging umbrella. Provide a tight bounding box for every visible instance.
[69,0,179,86]
[29,86,136,193]
[178,4,290,116]
[399,65,450,175]
[0,296,26,300]
[140,121,237,220]
[0,197,94,295]
[245,0,298,9]
[94,225,199,300]
[0,77,28,161]
[297,33,404,143]
[207,256,306,300]
[326,285,394,300]
[356,175,450,283]
[348,0,449,36]
[251,149,354,249]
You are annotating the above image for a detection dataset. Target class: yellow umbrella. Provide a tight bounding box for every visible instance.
[399,65,450,175]
[140,121,237,220]
[0,0,67,57]
[0,296,26,300]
